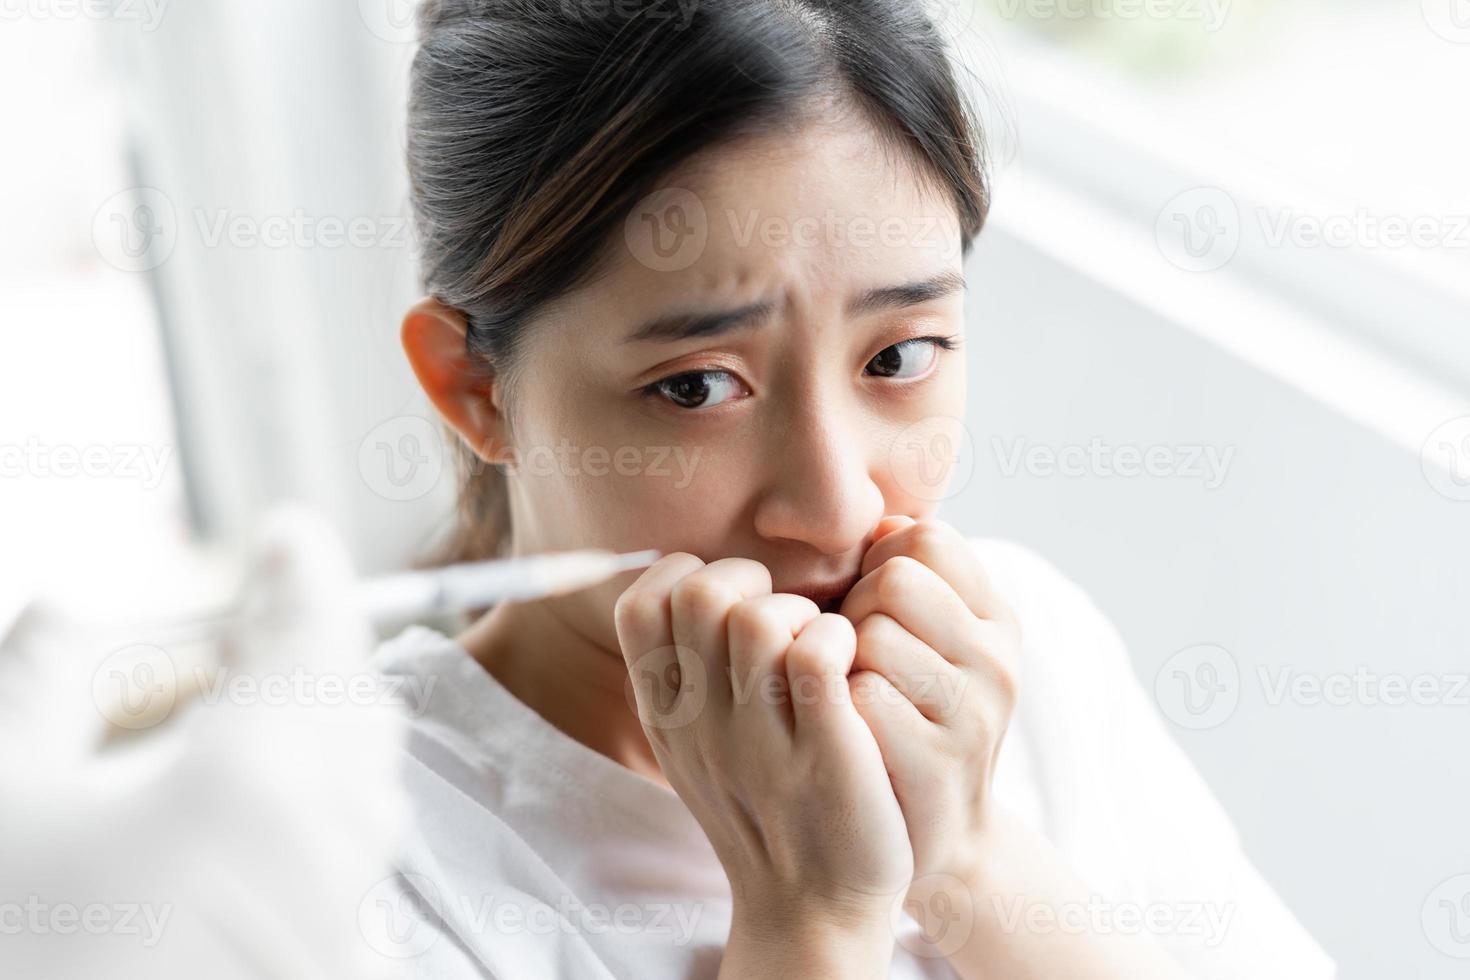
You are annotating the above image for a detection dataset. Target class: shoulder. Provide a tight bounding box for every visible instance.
[964,535,1129,679]
[965,535,1091,612]
[370,623,463,680]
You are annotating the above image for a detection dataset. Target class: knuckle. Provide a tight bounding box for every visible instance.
[721,556,771,578]
[855,611,900,645]
[671,573,736,622]
[966,660,1019,719]
[875,555,925,602]
[784,640,825,676]
[614,590,666,639]
[909,519,956,556]
[727,597,784,653]
[704,556,772,593]
[787,634,842,678]
[992,660,1021,708]
[809,611,856,651]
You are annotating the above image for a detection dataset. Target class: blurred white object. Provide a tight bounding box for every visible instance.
[356,547,662,624]
[0,504,410,979]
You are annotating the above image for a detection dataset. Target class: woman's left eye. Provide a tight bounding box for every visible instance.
[865,337,954,379]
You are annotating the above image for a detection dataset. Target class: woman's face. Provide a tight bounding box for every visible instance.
[496,109,968,639]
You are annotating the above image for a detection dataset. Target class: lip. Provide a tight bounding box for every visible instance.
[783,572,862,614]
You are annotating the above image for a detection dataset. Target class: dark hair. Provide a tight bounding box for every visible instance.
[408,0,989,563]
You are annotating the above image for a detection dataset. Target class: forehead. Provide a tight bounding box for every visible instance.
[555,111,965,330]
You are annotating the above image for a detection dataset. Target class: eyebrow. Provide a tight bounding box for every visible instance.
[622,270,967,344]
[846,269,967,318]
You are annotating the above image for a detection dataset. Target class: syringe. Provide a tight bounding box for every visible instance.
[357,548,663,624]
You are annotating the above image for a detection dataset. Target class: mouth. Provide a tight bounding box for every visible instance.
[784,572,861,615]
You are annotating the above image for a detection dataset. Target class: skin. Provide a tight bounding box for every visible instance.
[403,102,1187,978]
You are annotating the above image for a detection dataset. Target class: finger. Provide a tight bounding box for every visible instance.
[614,552,707,720]
[726,593,821,730]
[852,613,966,722]
[870,514,915,544]
[839,556,985,669]
[848,669,932,807]
[860,519,1015,625]
[669,558,773,717]
[784,612,865,746]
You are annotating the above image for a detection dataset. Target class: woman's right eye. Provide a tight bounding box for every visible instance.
[647,370,746,411]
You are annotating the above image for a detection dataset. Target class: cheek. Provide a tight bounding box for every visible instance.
[598,443,746,551]
[511,432,746,557]
[874,369,969,519]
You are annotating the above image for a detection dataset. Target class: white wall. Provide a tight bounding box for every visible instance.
[952,225,1470,979]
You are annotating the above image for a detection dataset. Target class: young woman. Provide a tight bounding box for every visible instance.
[370,1,1335,976]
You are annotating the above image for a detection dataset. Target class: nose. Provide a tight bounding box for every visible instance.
[751,387,885,557]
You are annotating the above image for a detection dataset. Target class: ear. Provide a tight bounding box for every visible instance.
[400,297,509,464]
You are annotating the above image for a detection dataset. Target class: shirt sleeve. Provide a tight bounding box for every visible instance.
[974,538,1337,980]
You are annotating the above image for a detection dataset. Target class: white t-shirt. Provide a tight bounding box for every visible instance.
[366,538,1336,979]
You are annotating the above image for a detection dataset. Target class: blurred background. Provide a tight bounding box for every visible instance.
[1,1,1467,976]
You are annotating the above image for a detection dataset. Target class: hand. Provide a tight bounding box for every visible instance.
[614,553,913,968]
[839,516,1021,890]
[0,504,409,980]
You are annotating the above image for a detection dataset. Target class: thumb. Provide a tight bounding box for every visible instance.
[871,514,916,545]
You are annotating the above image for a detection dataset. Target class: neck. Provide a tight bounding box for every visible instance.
[456,594,669,788]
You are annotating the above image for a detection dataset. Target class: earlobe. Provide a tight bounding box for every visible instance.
[400,297,508,464]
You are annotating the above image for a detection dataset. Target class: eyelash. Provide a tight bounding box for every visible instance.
[913,335,960,354]
[640,334,961,411]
